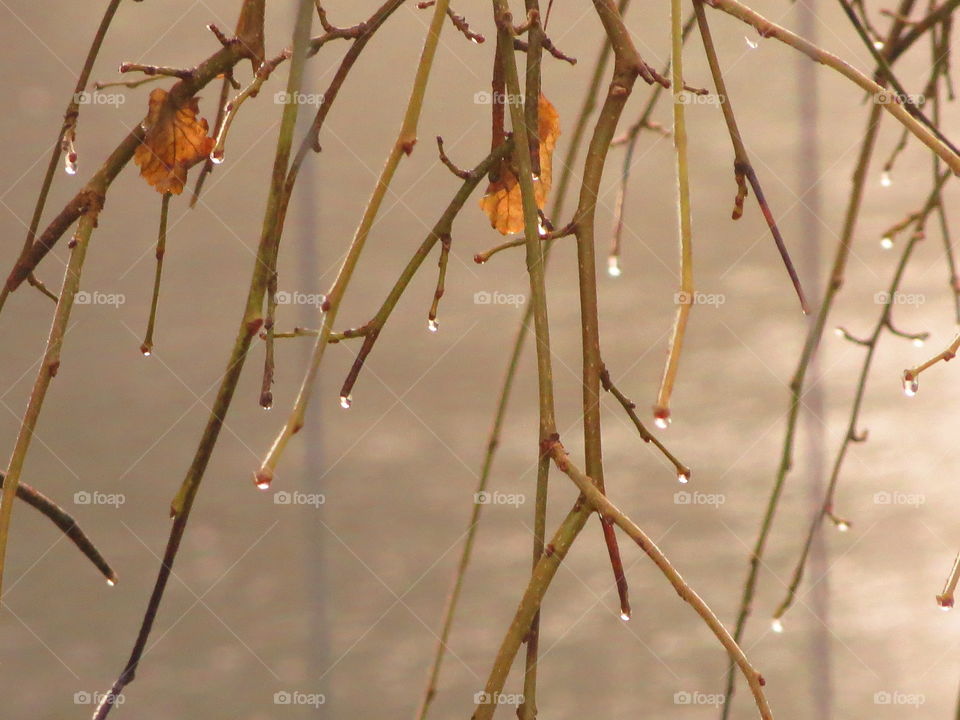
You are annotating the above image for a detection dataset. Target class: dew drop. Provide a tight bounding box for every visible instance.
[339,394,352,409]
[939,600,954,612]
[771,618,784,633]
[836,520,850,532]
[607,256,622,277]
[64,152,78,176]
[653,408,671,430]
[210,150,225,165]
[902,372,919,397]
[873,40,885,50]
[256,479,270,490]
[254,470,272,490]
[677,469,690,484]
[428,318,439,333]
[106,578,116,587]
[620,611,631,622]
[880,236,894,250]
[745,36,759,49]
[880,171,892,188]
[913,338,925,348]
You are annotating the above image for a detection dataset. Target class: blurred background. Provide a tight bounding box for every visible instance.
[1,0,959,717]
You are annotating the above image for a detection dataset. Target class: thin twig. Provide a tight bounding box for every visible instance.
[140,192,171,356]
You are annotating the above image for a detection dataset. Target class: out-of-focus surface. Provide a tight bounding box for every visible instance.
[1,1,959,718]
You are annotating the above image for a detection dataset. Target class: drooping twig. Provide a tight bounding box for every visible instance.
[772,169,949,625]
[902,331,960,394]
[0,473,117,585]
[693,0,808,313]
[140,193,172,356]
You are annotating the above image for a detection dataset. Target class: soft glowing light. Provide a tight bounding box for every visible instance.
[836,520,850,532]
[880,171,892,188]
[913,338,925,348]
[880,236,894,250]
[339,394,353,409]
[620,611,631,622]
[771,618,784,633]
[607,255,622,277]
[873,40,885,50]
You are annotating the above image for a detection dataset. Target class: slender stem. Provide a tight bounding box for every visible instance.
[937,551,960,609]
[0,473,117,584]
[258,0,451,486]
[654,0,695,426]
[704,0,960,173]
[0,211,99,594]
[693,0,808,313]
[93,4,314,716]
[140,192,171,356]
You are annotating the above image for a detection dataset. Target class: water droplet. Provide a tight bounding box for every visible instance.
[677,469,690,484]
[210,150,225,165]
[902,372,919,397]
[873,40,885,50]
[607,256,622,277]
[339,394,352,409]
[771,618,784,633]
[620,611,631,622]
[428,318,439,333]
[470,37,481,44]
[880,171,892,188]
[64,152,78,175]
[836,520,850,532]
[106,578,116,587]
[939,599,954,612]
[834,327,844,337]
[254,470,272,490]
[653,408,671,430]
[256,479,270,490]
[745,36,759,49]
[880,236,894,250]
[913,338,925,348]
[537,217,547,237]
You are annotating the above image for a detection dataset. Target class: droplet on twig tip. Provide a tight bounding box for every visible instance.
[880,236,894,250]
[771,618,784,633]
[619,611,631,621]
[880,171,892,188]
[254,470,273,490]
[653,407,671,430]
[607,256,622,277]
[677,469,690,484]
[836,520,850,532]
[339,394,352,409]
[902,371,919,397]
[427,318,439,333]
[913,338,925,348]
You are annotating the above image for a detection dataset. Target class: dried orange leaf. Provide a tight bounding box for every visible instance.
[480,94,560,235]
[135,88,215,195]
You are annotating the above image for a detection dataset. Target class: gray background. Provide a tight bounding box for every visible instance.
[1,0,958,717]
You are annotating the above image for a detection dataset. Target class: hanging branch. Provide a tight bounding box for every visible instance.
[0,210,101,594]
[0,473,117,584]
[703,0,960,173]
[902,331,960,393]
[772,168,949,625]
[721,6,920,714]
[693,0,808,313]
[0,0,124,311]
[653,0,695,428]
[140,192,172,356]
